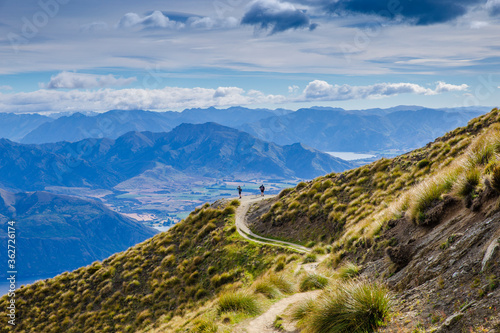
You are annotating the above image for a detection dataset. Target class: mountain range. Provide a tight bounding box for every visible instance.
[238,107,487,152]
[0,106,488,155]
[0,122,353,192]
[19,107,292,144]
[0,189,157,279]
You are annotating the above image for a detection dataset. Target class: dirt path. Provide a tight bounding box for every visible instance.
[235,195,309,253]
[234,195,326,333]
[235,290,321,333]
[235,254,327,333]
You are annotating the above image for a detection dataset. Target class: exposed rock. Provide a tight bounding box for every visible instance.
[482,238,500,272]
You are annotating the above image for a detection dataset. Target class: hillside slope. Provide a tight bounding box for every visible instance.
[0,200,291,332]
[0,189,158,279]
[247,107,500,331]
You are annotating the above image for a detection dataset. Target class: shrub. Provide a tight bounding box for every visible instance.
[268,273,295,294]
[407,167,460,222]
[417,159,431,169]
[301,280,392,333]
[279,188,293,198]
[453,167,480,198]
[335,262,360,280]
[254,280,280,299]
[216,292,260,316]
[303,253,317,263]
[290,297,316,324]
[191,319,218,333]
[296,182,307,190]
[222,206,236,215]
[312,246,326,254]
[299,274,329,292]
[490,163,500,192]
[229,199,240,207]
[275,255,286,272]
[180,239,191,250]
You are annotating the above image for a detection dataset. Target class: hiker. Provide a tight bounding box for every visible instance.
[237,185,242,199]
[259,184,265,197]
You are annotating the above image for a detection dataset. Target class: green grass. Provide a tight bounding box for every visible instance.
[268,273,295,294]
[453,167,480,198]
[303,253,317,263]
[336,262,361,280]
[191,319,218,332]
[254,280,281,299]
[216,291,261,316]
[290,297,316,324]
[299,280,392,333]
[299,274,329,292]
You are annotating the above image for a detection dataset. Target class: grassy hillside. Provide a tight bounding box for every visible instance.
[1,107,499,333]
[0,200,291,333]
[247,107,500,332]
[251,108,500,249]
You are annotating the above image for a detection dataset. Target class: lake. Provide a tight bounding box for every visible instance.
[326,152,376,161]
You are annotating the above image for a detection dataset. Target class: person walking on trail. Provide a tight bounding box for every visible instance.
[237,185,242,199]
[259,184,265,197]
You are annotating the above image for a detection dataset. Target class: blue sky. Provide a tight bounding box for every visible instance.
[0,0,499,113]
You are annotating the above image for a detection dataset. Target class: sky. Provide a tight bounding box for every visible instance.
[0,0,499,113]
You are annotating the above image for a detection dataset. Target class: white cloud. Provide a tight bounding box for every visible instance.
[470,21,489,29]
[40,72,137,90]
[0,79,473,114]
[117,11,185,30]
[116,11,237,30]
[0,85,13,91]
[0,86,286,113]
[301,80,469,101]
[434,81,469,93]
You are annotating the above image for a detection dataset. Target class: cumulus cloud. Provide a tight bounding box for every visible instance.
[242,0,317,34]
[434,81,469,93]
[318,0,485,25]
[0,85,13,91]
[0,86,287,113]
[40,72,137,90]
[301,80,469,101]
[117,11,238,30]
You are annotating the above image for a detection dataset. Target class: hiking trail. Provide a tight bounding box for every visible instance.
[234,195,327,332]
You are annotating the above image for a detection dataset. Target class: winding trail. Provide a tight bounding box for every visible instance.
[233,195,325,333]
[235,195,309,253]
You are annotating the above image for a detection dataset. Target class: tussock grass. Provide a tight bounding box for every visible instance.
[216,291,260,316]
[253,272,295,298]
[268,273,295,294]
[297,280,392,333]
[453,167,480,198]
[254,280,281,299]
[489,163,500,192]
[404,166,462,222]
[303,253,317,263]
[290,297,316,324]
[335,262,361,280]
[299,274,329,292]
[191,319,218,333]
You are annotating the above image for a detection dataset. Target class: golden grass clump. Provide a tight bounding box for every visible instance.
[293,279,392,333]
[216,291,261,316]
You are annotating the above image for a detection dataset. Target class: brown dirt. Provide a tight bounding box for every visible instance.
[355,192,500,332]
